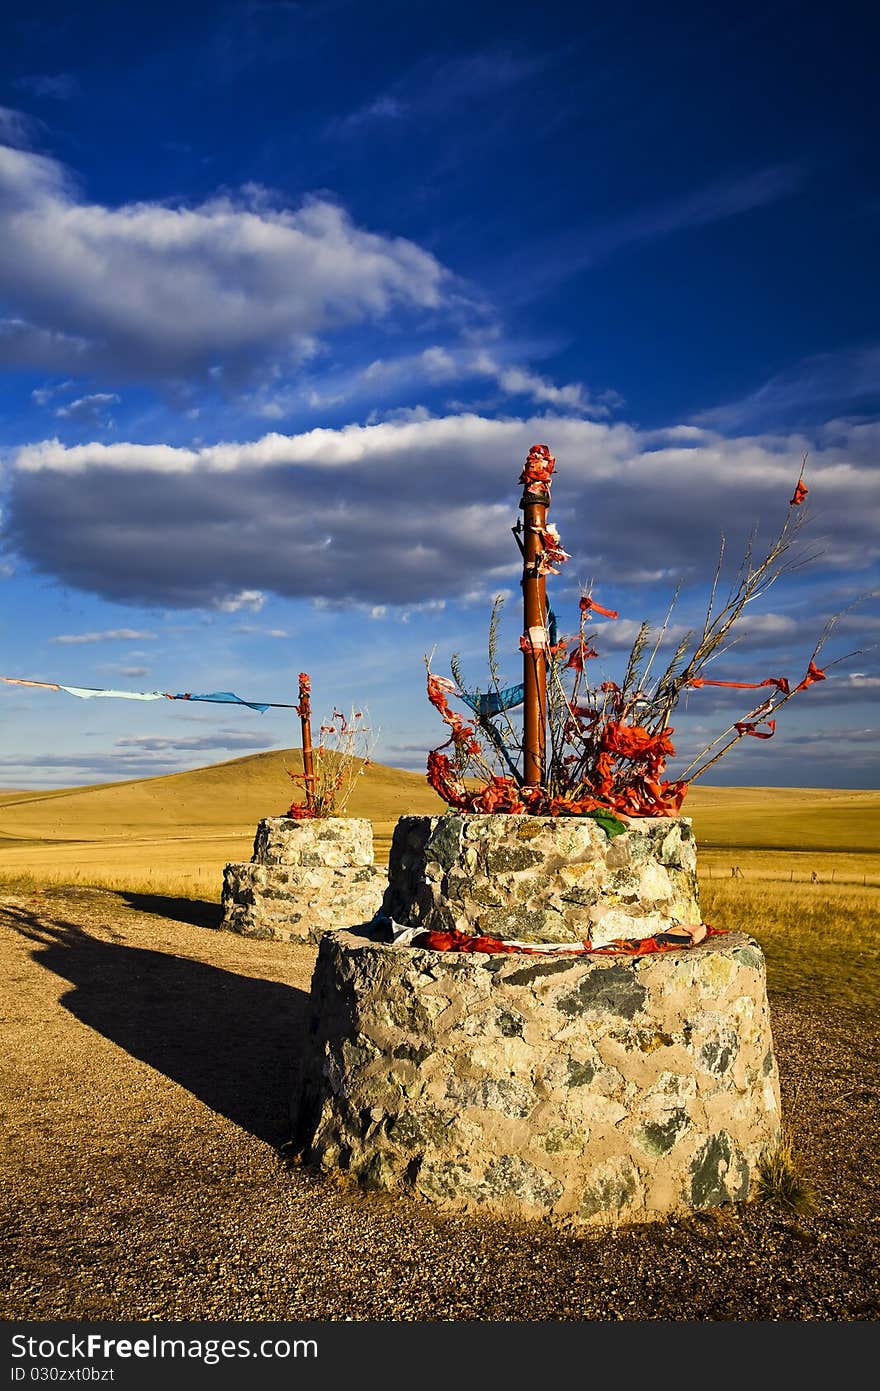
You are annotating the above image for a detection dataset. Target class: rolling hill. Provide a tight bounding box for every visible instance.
[0,750,877,892]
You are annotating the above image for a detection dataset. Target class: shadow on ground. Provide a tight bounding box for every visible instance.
[117,890,223,930]
[2,903,309,1147]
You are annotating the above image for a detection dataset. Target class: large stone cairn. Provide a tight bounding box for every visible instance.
[221,816,386,942]
[383,813,701,947]
[293,811,783,1227]
[295,922,782,1227]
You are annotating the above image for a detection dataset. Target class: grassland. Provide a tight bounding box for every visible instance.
[1,751,878,1013]
[0,748,448,892]
[1,756,878,1320]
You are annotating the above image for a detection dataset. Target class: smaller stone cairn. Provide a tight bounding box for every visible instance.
[292,811,783,1227]
[221,816,387,942]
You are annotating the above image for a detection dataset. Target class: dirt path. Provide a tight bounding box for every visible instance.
[1,884,878,1322]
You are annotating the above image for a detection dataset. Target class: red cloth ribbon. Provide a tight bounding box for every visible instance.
[295,671,311,719]
[795,660,826,690]
[580,596,619,619]
[410,925,727,957]
[734,719,776,738]
[687,675,790,694]
[519,443,556,492]
[790,479,808,505]
[536,525,570,575]
[426,676,481,756]
[565,642,599,672]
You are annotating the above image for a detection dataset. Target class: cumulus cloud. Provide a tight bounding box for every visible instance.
[4,414,879,623]
[0,139,450,383]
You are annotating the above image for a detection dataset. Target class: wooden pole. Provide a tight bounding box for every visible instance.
[520,478,549,790]
[297,672,316,812]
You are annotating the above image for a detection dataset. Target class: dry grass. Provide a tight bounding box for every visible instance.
[0,750,447,895]
[1,884,877,1320]
[1,759,878,1322]
[752,1128,817,1216]
[684,784,880,854]
[1,756,877,1013]
[699,872,880,1015]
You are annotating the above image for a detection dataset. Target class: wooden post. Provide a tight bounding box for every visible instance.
[520,459,550,790]
[297,672,316,812]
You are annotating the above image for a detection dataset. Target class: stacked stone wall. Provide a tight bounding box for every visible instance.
[384,814,701,946]
[294,923,782,1227]
[222,817,386,942]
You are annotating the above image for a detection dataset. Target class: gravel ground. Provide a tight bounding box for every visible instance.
[1,883,878,1323]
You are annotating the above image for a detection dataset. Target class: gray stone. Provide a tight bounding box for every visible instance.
[382,813,700,946]
[221,817,387,941]
[292,922,783,1228]
[555,964,647,1020]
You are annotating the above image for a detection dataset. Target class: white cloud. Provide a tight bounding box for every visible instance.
[51,628,157,644]
[232,624,289,637]
[6,413,878,624]
[471,352,589,409]
[213,589,265,612]
[355,346,601,414]
[31,379,74,406]
[0,106,41,149]
[330,95,407,135]
[55,393,120,427]
[0,139,450,382]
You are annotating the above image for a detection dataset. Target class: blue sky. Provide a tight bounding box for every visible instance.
[0,0,877,792]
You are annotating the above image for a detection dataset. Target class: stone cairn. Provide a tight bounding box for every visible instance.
[221,816,386,943]
[293,812,783,1228]
[288,443,795,1227]
[383,812,700,946]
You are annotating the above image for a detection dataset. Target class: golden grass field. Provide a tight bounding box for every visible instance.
[1,750,878,1013]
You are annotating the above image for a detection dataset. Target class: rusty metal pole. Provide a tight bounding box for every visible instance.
[297,672,316,812]
[520,476,549,790]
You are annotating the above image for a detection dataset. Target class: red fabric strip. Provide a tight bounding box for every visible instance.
[411,925,727,957]
[580,596,619,619]
[734,719,776,738]
[795,660,826,690]
[687,675,790,694]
